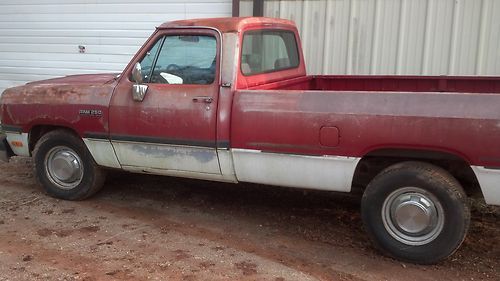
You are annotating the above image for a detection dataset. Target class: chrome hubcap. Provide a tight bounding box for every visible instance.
[382,187,444,246]
[45,146,83,189]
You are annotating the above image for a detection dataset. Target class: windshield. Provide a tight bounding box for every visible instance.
[138,35,217,85]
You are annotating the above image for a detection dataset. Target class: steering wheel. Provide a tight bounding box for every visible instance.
[166,64,181,72]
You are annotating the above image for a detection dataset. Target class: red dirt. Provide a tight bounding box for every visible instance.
[0,157,498,280]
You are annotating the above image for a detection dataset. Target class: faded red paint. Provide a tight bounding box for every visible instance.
[231,89,500,167]
[249,75,500,93]
[1,74,117,137]
[158,17,297,33]
[109,28,221,146]
[160,17,307,89]
[1,17,500,169]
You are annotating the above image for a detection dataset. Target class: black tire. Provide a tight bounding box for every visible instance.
[361,161,470,264]
[33,129,106,200]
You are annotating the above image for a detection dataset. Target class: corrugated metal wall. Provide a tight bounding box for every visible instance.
[0,0,231,93]
[242,0,500,76]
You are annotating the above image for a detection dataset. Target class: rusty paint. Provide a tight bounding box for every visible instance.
[10,141,23,147]
[158,17,296,33]
[112,141,220,174]
[109,28,221,151]
[0,16,500,201]
[1,74,117,137]
[231,88,500,167]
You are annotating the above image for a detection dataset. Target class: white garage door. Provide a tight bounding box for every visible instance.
[0,0,232,93]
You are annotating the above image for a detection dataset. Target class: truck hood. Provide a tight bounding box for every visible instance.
[0,73,118,130]
[26,73,120,86]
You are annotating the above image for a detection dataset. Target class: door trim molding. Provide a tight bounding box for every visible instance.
[83,132,230,149]
[111,134,216,148]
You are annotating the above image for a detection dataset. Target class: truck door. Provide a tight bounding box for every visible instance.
[108,28,221,174]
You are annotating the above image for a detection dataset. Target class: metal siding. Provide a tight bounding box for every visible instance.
[0,0,231,93]
[239,0,254,16]
[259,0,500,75]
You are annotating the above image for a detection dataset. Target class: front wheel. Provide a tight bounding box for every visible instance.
[33,130,106,200]
[361,161,470,264]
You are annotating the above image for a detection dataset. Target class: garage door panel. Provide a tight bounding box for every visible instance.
[0,43,141,56]
[0,36,145,46]
[0,4,187,15]
[0,66,119,77]
[0,13,190,23]
[0,21,160,30]
[1,0,226,3]
[0,52,132,64]
[0,3,230,15]
[0,29,151,38]
[0,59,124,71]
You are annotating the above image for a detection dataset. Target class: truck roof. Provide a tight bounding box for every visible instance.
[158,17,296,33]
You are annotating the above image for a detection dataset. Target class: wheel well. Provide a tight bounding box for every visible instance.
[352,148,481,197]
[28,125,79,155]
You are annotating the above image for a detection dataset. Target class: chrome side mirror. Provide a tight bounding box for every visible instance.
[132,62,143,84]
[131,62,148,102]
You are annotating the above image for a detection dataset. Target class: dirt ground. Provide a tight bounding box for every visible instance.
[0,157,498,281]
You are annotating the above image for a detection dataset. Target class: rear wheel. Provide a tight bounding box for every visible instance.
[33,130,106,200]
[361,161,470,264]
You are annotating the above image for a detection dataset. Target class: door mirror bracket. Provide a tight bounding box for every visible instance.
[131,62,148,102]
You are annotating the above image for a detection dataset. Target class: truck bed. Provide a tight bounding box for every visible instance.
[233,75,500,169]
[249,75,500,93]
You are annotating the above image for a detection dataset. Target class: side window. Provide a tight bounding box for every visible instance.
[138,38,162,82]
[149,35,217,85]
[241,30,299,75]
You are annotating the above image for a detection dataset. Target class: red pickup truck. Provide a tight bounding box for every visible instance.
[1,17,499,264]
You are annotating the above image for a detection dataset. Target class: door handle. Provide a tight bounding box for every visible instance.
[192,96,213,104]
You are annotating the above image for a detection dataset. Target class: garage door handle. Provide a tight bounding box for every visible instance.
[192,96,213,104]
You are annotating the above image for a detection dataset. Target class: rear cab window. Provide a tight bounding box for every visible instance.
[241,30,300,76]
